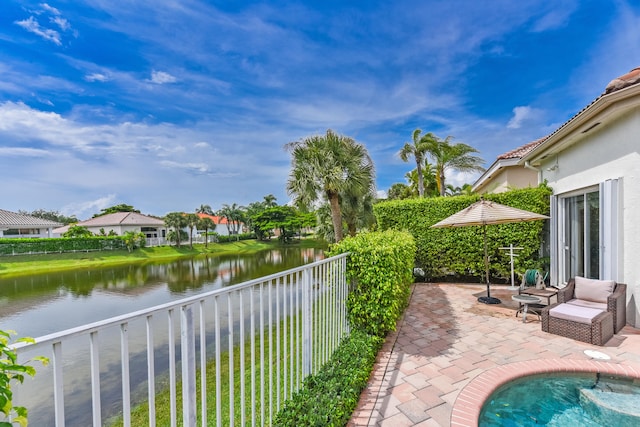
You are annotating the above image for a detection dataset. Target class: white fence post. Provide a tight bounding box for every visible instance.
[302,266,313,377]
[181,304,196,427]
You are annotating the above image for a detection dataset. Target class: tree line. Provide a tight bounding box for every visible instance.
[22,127,485,246]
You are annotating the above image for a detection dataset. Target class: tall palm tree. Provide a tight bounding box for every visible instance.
[164,212,188,247]
[197,216,215,248]
[399,129,433,197]
[263,194,277,208]
[341,190,375,237]
[424,135,485,196]
[218,203,244,238]
[196,204,213,215]
[404,160,438,197]
[286,129,375,242]
[185,213,199,248]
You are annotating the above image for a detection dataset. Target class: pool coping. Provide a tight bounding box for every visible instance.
[450,358,640,426]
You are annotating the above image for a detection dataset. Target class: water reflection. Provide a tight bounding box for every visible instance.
[3,246,326,426]
[0,246,325,339]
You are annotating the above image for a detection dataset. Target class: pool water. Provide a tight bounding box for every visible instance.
[479,373,640,426]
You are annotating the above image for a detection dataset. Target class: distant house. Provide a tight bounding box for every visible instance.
[519,67,640,327]
[195,213,243,237]
[54,212,167,240]
[0,209,62,238]
[472,137,545,194]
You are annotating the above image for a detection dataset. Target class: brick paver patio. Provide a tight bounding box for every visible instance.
[348,283,640,426]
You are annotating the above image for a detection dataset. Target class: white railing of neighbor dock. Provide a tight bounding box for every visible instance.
[11,253,350,427]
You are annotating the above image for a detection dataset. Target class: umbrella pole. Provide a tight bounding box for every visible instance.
[478,224,501,304]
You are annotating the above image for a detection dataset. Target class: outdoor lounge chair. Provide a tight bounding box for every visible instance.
[541,277,626,346]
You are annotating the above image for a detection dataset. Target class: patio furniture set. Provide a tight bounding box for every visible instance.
[513,276,626,346]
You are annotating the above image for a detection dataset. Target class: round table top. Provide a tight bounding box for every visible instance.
[512,294,541,303]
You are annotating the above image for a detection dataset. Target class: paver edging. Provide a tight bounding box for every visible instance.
[450,358,640,427]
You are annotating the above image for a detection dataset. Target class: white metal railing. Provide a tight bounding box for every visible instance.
[11,253,350,427]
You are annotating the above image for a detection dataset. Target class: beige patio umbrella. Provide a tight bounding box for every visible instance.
[430,199,549,304]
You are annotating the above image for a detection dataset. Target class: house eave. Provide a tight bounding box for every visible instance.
[472,158,520,192]
[521,83,640,166]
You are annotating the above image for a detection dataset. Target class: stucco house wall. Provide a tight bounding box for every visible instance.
[476,167,538,194]
[54,212,167,239]
[536,107,640,326]
[472,138,543,195]
[523,69,640,327]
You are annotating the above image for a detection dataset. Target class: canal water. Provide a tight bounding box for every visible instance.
[0,245,325,425]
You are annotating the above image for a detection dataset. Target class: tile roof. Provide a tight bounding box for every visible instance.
[78,212,165,227]
[496,137,547,160]
[535,66,640,148]
[196,213,233,225]
[0,209,63,228]
[604,67,640,94]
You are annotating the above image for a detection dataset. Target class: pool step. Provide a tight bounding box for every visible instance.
[579,388,640,427]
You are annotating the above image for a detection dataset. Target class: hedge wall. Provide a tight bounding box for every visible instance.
[327,230,416,337]
[0,237,127,256]
[374,185,552,282]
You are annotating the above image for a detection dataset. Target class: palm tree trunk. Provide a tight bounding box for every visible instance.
[416,159,425,197]
[328,192,343,242]
[439,171,446,196]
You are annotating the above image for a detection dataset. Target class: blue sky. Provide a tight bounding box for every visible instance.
[1,1,639,219]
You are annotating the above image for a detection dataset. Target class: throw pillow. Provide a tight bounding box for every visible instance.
[574,276,615,303]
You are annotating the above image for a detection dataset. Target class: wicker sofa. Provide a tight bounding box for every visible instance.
[541,277,626,346]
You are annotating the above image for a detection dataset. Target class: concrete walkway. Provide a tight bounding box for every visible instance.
[348,283,640,426]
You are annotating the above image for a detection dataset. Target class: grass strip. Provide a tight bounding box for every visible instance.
[0,239,324,278]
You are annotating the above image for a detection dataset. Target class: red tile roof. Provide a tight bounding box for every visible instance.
[604,67,640,94]
[196,213,233,225]
[497,137,547,160]
[525,66,640,155]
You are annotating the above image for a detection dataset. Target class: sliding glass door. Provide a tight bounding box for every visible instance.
[563,190,599,279]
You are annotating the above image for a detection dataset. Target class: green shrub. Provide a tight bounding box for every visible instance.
[0,237,127,256]
[213,233,255,243]
[374,185,551,281]
[328,230,416,337]
[0,330,48,427]
[273,330,383,427]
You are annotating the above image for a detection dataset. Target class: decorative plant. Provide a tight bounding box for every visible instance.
[0,330,48,427]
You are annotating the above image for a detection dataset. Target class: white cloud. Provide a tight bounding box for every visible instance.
[60,195,118,218]
[41,3,62,16]
[159,160,210,174]
[15,16,62,45]
[85,73,109,82]
[529,1,578,32]
[507,106,542,129]
[150,71,177,84]
[51,16,71,32]
[0,147,50,157]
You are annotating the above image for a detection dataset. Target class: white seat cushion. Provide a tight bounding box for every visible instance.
[566,298,608,311]
[549,303,605,325]
[574,276,615,303]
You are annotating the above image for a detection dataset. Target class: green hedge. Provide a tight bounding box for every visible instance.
[374,185,552,281]
[273,330,383,427]
[328,230,416,337]
[211,232,255,243]
[0,237,127,256]
[275,230,415,425]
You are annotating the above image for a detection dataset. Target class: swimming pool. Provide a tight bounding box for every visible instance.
[479,373,640,426]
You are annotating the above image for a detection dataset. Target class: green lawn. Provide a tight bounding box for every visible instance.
[0,239,326,278]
